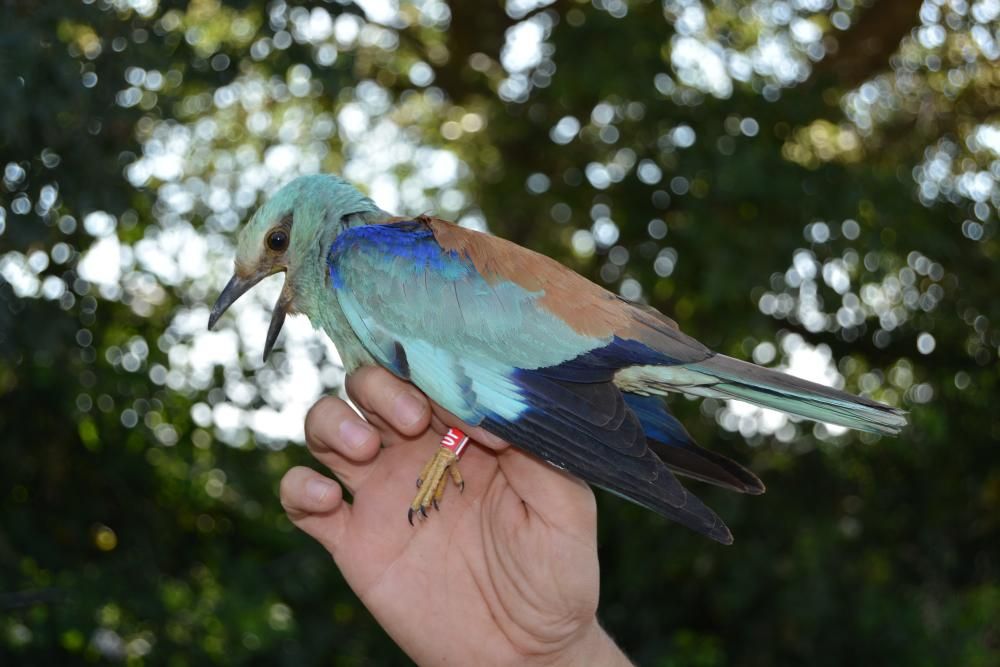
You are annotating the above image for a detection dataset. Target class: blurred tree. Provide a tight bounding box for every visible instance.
[1,0,998,665]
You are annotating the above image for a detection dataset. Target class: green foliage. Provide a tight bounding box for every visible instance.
[2,0,998,664]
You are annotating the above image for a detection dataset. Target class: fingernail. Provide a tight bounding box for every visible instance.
[307,478,334,502]
[339,419,374,449]
[394,392,426,427]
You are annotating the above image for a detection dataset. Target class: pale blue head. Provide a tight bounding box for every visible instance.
[208,174,386,358]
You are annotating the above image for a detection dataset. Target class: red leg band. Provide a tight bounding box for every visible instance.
[440,427,469,458]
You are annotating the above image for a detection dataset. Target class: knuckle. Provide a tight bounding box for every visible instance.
[347,366,398,410]
[343,369,371,406]
[278,467,305,507]
[304,396,341,446]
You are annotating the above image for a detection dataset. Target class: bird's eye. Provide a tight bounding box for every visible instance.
[267,230,289,252]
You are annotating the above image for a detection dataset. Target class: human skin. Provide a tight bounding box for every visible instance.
[279,366,633,666]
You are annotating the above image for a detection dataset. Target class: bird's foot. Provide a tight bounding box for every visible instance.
[409,428,469,524]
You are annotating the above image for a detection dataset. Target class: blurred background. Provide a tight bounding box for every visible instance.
[2,0,999,664]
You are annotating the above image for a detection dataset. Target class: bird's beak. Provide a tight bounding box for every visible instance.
[262,295,287,363]
[208,270,292,363]
[208,272,265,330]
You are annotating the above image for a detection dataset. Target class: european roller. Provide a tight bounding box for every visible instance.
[209,174,906,543]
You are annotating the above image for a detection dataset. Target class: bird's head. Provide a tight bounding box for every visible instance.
[208,174,384,360]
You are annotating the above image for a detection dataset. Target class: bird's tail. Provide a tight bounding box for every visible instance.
[694,355,907,434]
[621,354,907,435]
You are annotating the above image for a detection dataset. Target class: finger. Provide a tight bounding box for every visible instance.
[305,396,381,493]
[345,367,430,437]
[279,466,350,553]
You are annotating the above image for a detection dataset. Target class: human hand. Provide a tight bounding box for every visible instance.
[280,366,632,666]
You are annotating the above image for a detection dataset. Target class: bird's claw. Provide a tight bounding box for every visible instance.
[409,446,463,523]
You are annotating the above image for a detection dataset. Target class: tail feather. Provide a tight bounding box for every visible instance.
[693,354,906,434]
[614,354,907,435]
[692,355,907,434]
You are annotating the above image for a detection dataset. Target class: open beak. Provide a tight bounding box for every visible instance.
[262,297,287,363]
[208,271,289,362]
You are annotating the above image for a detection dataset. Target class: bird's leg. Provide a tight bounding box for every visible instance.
[409,428,469,524]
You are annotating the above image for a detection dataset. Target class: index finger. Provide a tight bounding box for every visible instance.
[345,366,431,437]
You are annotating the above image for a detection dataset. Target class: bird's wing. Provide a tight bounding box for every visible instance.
[623,393,764,495]
[327,218,731,542]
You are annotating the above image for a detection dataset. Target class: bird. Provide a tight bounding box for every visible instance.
[208,174,907,544]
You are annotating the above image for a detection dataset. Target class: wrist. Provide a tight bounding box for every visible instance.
[543,619,632,667]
